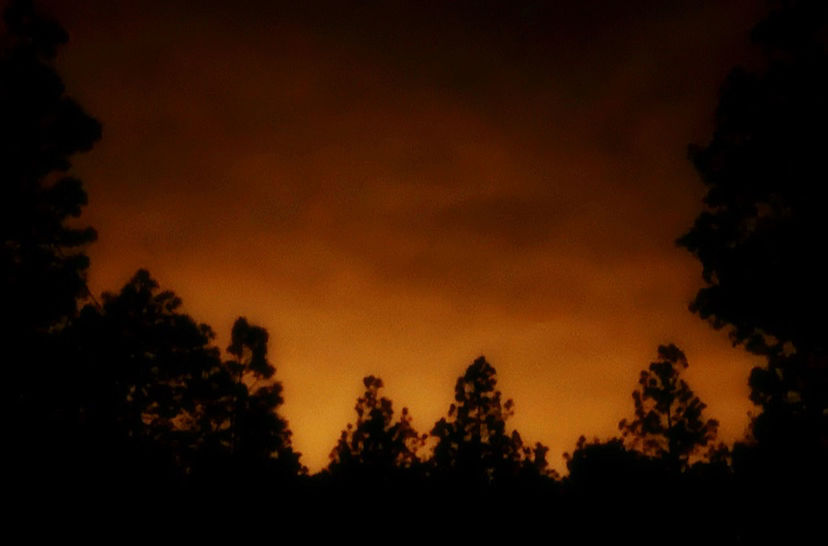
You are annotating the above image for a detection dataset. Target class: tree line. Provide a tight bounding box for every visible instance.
[3,0,826,539]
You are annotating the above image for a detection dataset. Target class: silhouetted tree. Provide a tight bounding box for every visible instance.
[328,375,424,486]
[65,270,225,480]
[431,356,548,487]
[677,0,828,463]
[219,317,302,477]
[564,435,657,512]
[2,0,101,469]
[62,272,303,488]
[619,344,718,471]
[565,436,643,491]
[563,434,733,543]
[1,0,99,335]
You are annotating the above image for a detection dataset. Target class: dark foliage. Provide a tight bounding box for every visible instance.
[220,316,303,477]
[2,266,303,505]
[678,0,828,461]
[2,0,102,492]
[678,3,828,537]
[70,270,220,445]
[328,375,425,481]
[3,1,824,539]
[1,0,99,337]
[430,356,552,488]
[566,436,650,494]
[563,436,737,544]
[618,344,718,470]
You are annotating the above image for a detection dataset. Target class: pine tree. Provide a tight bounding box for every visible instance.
[329,375,424,480]
[431,356,547,486]
[618,344,718,471]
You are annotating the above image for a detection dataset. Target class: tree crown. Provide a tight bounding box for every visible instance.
[329,375,424,475]
[619,344,718,470]
[431,356,549,484]
[1,0,101,333]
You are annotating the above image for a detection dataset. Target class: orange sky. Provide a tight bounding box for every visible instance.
[38,0,768,473]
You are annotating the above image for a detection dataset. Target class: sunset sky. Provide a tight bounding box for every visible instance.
[37,0,768,473]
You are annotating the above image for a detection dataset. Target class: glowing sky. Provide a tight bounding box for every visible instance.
[38,0,767,473]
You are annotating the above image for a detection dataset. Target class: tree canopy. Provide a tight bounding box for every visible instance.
[678,0,828,464]
[619,344,718,470]
[2,0,102,485]
[1,0,100,336]
[60,271,302,482]
[221,317,302,476]
[328,375,424,481]
[2,1,821,536]
[431,356,549,487]
[678,0,828,357]
[63,270,224,475]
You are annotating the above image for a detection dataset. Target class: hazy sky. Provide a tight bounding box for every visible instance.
[37,0,768,473]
